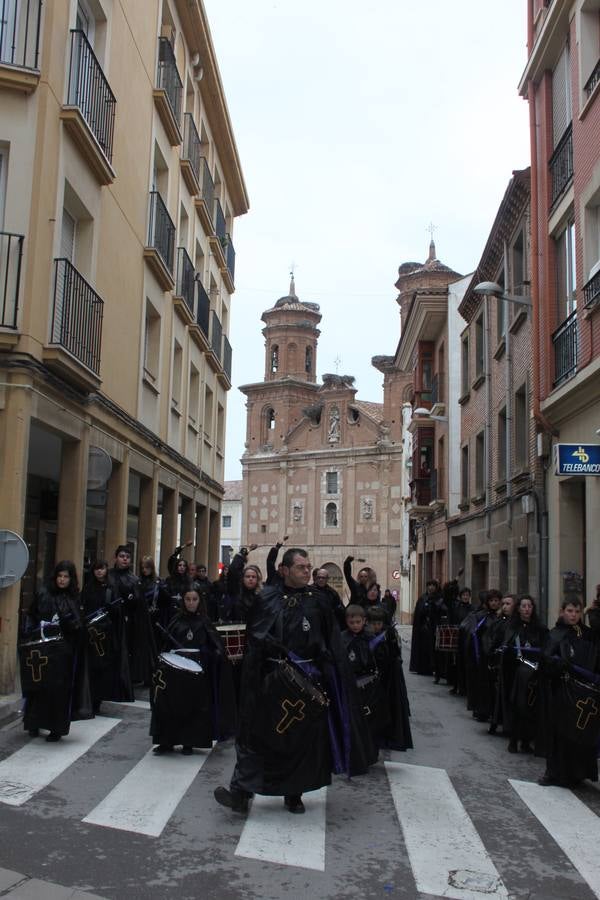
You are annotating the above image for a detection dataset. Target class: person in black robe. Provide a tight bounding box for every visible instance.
[538,598,600,787]
[108,545,156,687]
[382,589,397,625]
[81,559,133,710]
[151,590,236,754]
[433,581,460,685]
[265,537,288,586]
[488,594,517,734]
[139,556,169,639]
[214,547,377,815]
[343,555,376,606]
[165,545,193,620]
[312,568,346,630]
[496,595,548,754]
[22,561,92,741]
[367,607,413,751]
[409,579,443,676]
[220,546,261,623]
[449,587,474,696]
[341,605,385,733]
[585,585,600,634]
[464,589,502,721]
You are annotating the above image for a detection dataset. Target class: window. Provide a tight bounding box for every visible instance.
[475,314,484,378]
[517,547,529,594]
[584,189,600,290]
[270,345,279,373]
[475,430,485,496]
[552,41,572,147]
[511,229,526,295]
[222,515,232,528]
[171,341,182,408]
[555,219,576,320]
[188,363,200,425]
[325,502,338,527]
[266,408,275,430]
[461,335,469,396]
[436,343,445,403]
[579,1,600,105]
[415,341,433,404]
[497,407,507,482]
[216,403,224,450]
[326,471,338,494]
[514,384,528,469]
[461,445,469,502]
[305,345,313,375]
[143,301,161,382]
[203,386,214,440]
[496,271,506,341]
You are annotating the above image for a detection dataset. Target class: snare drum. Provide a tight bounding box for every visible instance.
[159,650,203,675]
[151,652,211,748]
[216,623,246,662]
[435,624,459,652]
[19,628,73,693]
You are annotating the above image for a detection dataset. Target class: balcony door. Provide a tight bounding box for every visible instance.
[0,0,18,64]
[555,219,576,321]
[53,210,77,343]
[76,0,95,46]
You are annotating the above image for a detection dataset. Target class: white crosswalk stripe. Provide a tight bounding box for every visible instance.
[82,746,212,837]
[234,787,328,871]
[0,717,120,806]
[510,779,600,900]
[385,761,508,900]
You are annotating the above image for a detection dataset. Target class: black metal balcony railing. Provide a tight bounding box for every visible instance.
[583,270,600,311]
[584,59,600,100]
[0,0,42,70]
[0,231,24,328]
[200,159,215,222]
[222,334,232,380]
[552,309,578,386]
[224,233,235,281]
[214,199,226,242]
[148,191,175,273]
[196,279,210,337]
[430,469,439,501]
[410,477,432,507]
[549,123,573,207]
[182,113,202,187]
[157,37,182,125]
[210,309,222,361]
[176,247,195,314]
[67,30,116,162]
[51,258,103,374]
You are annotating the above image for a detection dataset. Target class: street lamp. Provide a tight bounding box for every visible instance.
[413,407,448,422]
[474,280,532,308]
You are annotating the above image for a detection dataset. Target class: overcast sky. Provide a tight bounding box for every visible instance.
[202,0,531,481]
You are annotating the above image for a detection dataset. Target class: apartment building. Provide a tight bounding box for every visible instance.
[0,0,248,692]
[519,0,600,617]
[447,171,544,606]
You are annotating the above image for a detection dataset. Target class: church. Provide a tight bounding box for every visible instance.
[239,277,408,602]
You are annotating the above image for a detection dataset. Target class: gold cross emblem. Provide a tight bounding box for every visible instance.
[88,626,106,657]
[576,696,598,730]
[275,698,306,734]
[153,669,167,703]
[26,649,48,683]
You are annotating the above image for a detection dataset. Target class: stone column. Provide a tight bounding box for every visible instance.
[195,502,209,567]
[56,428,90,570]
[138,465,159,560]
[104,448,130,560]
[159,486,179,576]
[0,380,32,694]
[208,507,220,579]
[180,496,195,561]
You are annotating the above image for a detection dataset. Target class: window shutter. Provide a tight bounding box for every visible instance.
[552,42,572,147]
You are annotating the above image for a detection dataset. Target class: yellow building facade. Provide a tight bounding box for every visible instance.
[0,0,248,693]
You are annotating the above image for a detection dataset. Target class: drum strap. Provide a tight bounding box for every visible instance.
[369,632,386,652]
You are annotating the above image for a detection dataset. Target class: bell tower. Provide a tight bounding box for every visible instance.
[262,276,321,383]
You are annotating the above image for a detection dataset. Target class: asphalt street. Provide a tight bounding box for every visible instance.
[0,629,599,900]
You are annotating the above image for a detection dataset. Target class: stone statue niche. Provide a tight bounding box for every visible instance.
[328,404,341,443]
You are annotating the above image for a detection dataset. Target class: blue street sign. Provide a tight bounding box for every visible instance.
[554,443,600,476]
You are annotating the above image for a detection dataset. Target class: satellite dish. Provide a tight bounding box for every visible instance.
[88,446,112,490]
[0,531,29,588]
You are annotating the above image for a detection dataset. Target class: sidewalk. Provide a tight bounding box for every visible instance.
[0,693,21,727]
[0,868,107,899]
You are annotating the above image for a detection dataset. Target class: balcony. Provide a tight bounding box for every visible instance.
[221,334,232,388]
[206,309,223,375]
[552,309,578,386]
[583,270,600,313]
[221,233,236,293]
[60,30,116,185]
[153,37,182,145]
[195,159,215,235]
[143,191,175,290]
[44,258,103,389]
[189,278,210,351]
[584,59,600,101]
[0,231,23,348]
[549,123,573,209]
[408,476,433,518]
[180,113,202,195]
[0,0,42,92]
[209,199,227,268]
[173,247,195,324]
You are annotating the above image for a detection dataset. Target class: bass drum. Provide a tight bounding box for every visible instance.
[85,609,113,670]
[150,651,212,749]
[19,628,73,694]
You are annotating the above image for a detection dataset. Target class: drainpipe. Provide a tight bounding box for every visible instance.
[484,294,492,540]
[504,242,513,530]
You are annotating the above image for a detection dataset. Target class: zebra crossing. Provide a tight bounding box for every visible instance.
[1,708,600,899]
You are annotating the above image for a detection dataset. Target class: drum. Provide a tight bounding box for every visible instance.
[216,623,246,662]
[151,652,211,748]
[258,659,329,753]
[85,609,113,668]
[19,627,73,693]
[435,624,459,652]
[556,673,600,747]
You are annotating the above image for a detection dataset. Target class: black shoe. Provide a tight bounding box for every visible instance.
[45,732,61,742]
[448,687,457,695]
[433,676,440,684]
[508,739,518,753]
[537,773,560,786]
[520,741,533,754]
[488,724,497,735]
[181,746,193,756]
[28,728,39,738]
[152,744,173,755]
[284,794,305,814]
[214,786,249,814]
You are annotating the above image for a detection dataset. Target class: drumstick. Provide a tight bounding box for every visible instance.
[155,622,184,649]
